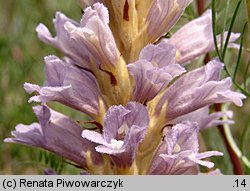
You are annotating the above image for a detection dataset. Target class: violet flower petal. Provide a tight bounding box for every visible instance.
[82,129,110,147]
[5,105,102,168]
[139,43,186,76]
[36,3,121,70]
[189,151,223,168]
[199,169,223,175]
[128,43,186,103]
[24,55,104,118]
[64,3,120,70]
[128,60,173,103]
[162,9,240,64]
[172,106,234,129]
[154,59,246,121]
[139,43,176,68]
[79,0,102,9]
[149,121,223,174]
[147,0,193,42]
[82,102,149,166]
[36,13,91,69]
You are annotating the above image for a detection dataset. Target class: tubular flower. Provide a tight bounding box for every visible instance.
[160,9,240,64]
[24,55,105,121]
[93,0,193,62]
[150,59,244,123]
[148,121,223,175]
[36,3,133,108]
[5,2,246,175]
[82,102,149,171]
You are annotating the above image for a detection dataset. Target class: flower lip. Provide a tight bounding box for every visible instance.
[82,102,149,166]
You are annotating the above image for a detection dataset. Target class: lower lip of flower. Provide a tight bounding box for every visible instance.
[110,139,124,150]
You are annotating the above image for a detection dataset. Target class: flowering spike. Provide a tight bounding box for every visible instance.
[5,1,247,175]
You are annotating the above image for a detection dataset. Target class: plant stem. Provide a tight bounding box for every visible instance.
[197,0,205,15]
[215,104,243,174]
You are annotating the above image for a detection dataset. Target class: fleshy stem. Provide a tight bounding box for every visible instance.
[200,0,244,174]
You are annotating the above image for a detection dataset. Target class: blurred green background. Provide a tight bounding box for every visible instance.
[0,0,249,174]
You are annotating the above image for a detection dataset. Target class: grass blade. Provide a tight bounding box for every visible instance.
[211,0,222,60]
[220,0,231,52]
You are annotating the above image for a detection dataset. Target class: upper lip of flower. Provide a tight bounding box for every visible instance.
[81,102,149,167]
